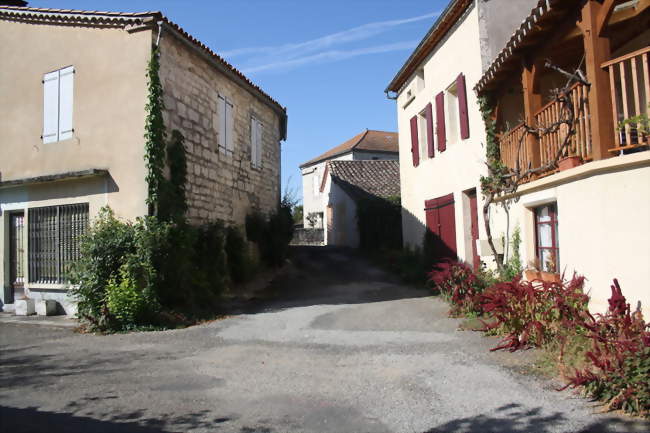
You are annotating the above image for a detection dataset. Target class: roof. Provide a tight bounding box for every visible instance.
[327,160,400,201]
[300,130,398,168]
[0,6,286,117]
[385,0,473,93]
[474,0,583,95]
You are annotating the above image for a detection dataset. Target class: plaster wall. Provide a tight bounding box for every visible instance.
[0,20,151,220]
[488,153,650,314]
[397,4,487,264]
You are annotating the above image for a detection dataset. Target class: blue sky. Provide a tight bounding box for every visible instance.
[28,0,447,202]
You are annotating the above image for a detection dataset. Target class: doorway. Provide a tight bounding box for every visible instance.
[9,212,25,302]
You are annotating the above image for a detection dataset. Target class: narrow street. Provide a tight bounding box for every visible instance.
[1,247,647,433]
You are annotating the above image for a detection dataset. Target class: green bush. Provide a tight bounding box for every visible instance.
[245,200,294,268]
[226,226,251,284]
[106,264,160,328]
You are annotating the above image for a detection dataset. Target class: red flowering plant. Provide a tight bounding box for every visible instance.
[561,279,650,417]
[480,274,589,351]
[428,260,487,317]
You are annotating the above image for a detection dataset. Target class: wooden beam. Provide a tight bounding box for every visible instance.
[580,0,615,160]
[597,0,618,36]
[522,58,543,168]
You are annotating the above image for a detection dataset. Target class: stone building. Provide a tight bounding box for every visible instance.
[0,6,286,314]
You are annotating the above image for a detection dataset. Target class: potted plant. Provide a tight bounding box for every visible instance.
[558,155,583,171]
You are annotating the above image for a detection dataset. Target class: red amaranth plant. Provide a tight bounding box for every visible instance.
[428,260,486,317]
[561,279,650,417]
[480,274,588,351]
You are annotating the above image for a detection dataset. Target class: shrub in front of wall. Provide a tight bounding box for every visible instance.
[480,274,589,351]
[245,201,294,268]
[429,260,487,317]
[226,226,250,284]
[562,279,650,417]
[105,264,160,328]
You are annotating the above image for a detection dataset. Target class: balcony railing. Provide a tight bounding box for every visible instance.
[603,46,650,151]
[499,122,527,171]
[498,82,592,174]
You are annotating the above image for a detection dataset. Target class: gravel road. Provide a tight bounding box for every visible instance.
[1,247,648,433]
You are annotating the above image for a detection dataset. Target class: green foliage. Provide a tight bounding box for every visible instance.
[144,48,167,215]
[292,205,303,225]
[159,129,188,223]
[618,108,649,139]
[356,196,402,250]
[500,226,523,281]
[246,198,294,268]
[478,95,510,197]
[106,264,160,328]
[225,226,251,284]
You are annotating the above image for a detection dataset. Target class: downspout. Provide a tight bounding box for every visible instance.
[155,20,163,47]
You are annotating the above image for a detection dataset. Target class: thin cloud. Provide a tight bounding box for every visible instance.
[241,40,420,74]
[222,11,439,74]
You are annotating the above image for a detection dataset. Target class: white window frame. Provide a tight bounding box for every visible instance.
[445,81,459,145]
[42,65,74,144]
[250,116,263,169]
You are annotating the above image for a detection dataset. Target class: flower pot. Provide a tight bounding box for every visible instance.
[558,156,582,171]
[539,271,561,283]
[523,270,540,281]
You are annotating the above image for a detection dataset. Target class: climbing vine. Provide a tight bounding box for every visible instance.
[479,62,590,270]
[159,129,188,223]
[144,47,167,216]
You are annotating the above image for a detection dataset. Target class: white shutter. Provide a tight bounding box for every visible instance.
[43,71,59,143]
[58,66,74,141]
[256,121,263,168]
[250,117,257,166]
[217,95,226,152]
[225,99,234,153]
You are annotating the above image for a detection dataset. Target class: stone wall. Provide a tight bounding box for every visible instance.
[158,33,283,226]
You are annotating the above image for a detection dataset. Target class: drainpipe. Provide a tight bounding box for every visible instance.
[155,20,163,47]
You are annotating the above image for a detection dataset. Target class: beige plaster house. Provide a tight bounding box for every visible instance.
[0,6,286,314]
[385,0,538,268]
[299,130,398,240]
[474,0,649,313]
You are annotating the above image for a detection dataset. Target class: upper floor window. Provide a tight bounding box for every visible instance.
[445,81,459,145]
[43,66,74,143]
[534,203,559,273]
[417,109,428,161]
[250,116,263,168]
[217,94,234,156]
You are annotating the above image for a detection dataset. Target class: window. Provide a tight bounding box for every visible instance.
[534,203,559,273]
[28,203,88,284]
[43,66,74,143]
[217,95,234,156]
[445,81,459,144]
[250,116,263,168]
[415,68,425,92]
[418,110,428,161]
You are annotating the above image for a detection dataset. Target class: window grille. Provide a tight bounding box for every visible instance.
[28,203,88,284]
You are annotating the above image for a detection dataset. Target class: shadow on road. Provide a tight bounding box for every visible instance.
[422,403,648,433]
[224,246,432,316]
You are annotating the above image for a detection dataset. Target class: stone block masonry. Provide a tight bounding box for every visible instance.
[158,33,282,227]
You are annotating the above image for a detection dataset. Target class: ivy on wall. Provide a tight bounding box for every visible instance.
[144,47,167,216]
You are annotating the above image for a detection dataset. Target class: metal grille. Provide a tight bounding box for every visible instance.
[28,203,89,284]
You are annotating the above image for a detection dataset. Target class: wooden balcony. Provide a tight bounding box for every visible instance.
[498,82,592,176]
[603,46,650,153]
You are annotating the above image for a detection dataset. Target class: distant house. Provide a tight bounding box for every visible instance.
[0,6,286,314]
[300,130,398,232]
[321,160,400,247]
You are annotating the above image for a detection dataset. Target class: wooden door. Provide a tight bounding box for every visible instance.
[424,194,457,260]
[468,190,480,270]
[9,212,25,301]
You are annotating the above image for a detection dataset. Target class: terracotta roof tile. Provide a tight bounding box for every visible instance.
[300,130,398,168]
[327,160,400,201]
[0,6,286,114]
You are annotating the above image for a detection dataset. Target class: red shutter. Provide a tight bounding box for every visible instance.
[410,115,420,167]
[457,73,470,139]
[425,102,435,158]
[435,92,446,152]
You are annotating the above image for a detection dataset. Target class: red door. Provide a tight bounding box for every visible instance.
[424,194,457,260]
[468,190,480,270]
